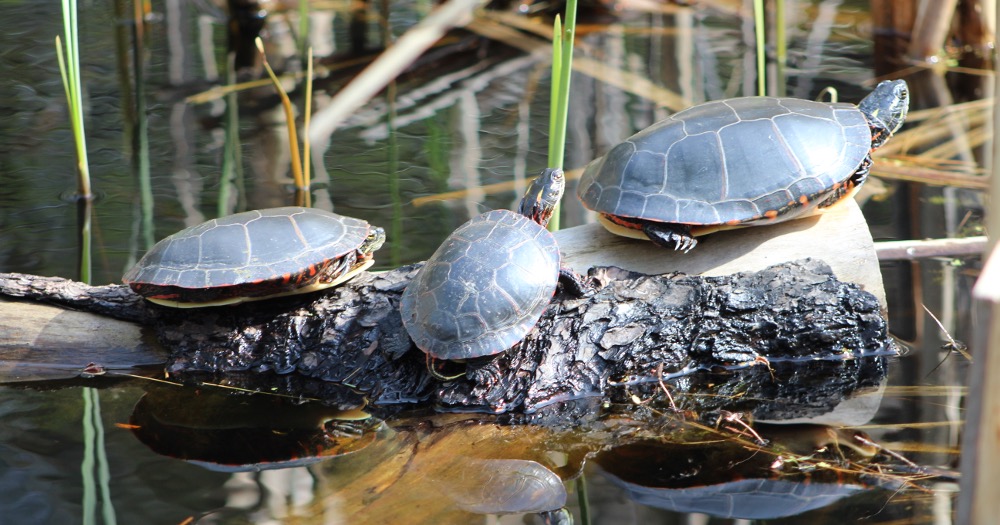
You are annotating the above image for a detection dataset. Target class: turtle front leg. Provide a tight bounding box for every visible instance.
[642,222,698,252]
[558,267,597,297]
[819,155,871,209]
[321,251,356,283]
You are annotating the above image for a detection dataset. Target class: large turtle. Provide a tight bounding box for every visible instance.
[123,206,385,308]
[400,168,575,361]
[577,80,909,251]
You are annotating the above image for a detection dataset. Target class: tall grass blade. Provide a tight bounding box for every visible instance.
[57,0,94,281]
[548,1,578,171]
[131,0,154,248]
[548,16,563,164]
[58,0,92,198]
[219,54,242,216]
[77,200,92,286]
[298,0,310,61]
[546,0,578,232]
[303,47,314,194]
[775,0,786,96]
[387,81,402,267]
[753,0,766,96]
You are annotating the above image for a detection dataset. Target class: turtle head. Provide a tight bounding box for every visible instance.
[361,226,386,256]
[858,79,909,149]
[518,168,565,228]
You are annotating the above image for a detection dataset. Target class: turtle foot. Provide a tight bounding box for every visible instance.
[642,222,698,252]
[558,267,598,298]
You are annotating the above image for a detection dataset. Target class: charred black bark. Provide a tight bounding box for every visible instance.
[0,273,149,323]
[0,259,893,418]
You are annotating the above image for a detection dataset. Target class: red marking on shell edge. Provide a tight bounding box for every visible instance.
[726,219,742,226]
[281,273,293,284]
[798,195,810,205]
[605,214,643,230]
[149,293,182,300]
[764,210,779,219]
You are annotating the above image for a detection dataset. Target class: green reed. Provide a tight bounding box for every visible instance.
[546,0,579,231]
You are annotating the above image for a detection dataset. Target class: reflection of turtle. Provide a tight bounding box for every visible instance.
[123,207,385,307]
[594,440,873,520]
[577,80,909,251]
[401,168,576,361]
[436,458,567,515]
[129,387,378,472]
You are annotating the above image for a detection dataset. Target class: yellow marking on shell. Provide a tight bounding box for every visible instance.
[595,189,861,243]
[597,214,728,240]
[144,258,376,309]
[597,215,651,240]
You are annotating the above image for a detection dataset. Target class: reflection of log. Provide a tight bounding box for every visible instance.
[0,200,891,420]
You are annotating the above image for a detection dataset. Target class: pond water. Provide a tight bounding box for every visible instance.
[0,1,981,523]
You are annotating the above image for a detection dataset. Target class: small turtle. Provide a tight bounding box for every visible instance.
[577,80,909,251]
[123,206,385,308]
[400,168,577,361]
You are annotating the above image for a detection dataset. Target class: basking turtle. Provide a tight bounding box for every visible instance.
[400,168,576,361]
[123,206,385,308]
[577,80,909,251]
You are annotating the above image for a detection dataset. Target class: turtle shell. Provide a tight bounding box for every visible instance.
[577,97,872,227]
[399,209,561,360]
[123,206,375,306]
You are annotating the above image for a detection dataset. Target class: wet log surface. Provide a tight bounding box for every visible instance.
[0,257,893,420]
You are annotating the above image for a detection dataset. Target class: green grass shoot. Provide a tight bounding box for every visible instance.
[55,0,92,284]
[55,1,92,199]
[546,0,579,231]
[753,0,766,96]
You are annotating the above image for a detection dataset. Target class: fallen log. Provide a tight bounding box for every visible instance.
[0,200,893,421]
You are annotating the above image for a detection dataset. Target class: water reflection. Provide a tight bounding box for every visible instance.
[593,437,878,520]
[431,458,567,514]
[117,375,929,523]
[129,385,377,472]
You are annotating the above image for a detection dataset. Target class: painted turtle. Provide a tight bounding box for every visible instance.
[577,80,909,251]
[400,168,567,360]
[123,206,385,308]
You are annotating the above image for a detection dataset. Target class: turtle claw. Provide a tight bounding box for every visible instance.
[643,222,697,252]
[673,235,697,253]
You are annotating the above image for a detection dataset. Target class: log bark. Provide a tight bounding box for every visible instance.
[555,198,885,307]
[0,200,891,421]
